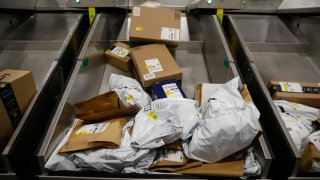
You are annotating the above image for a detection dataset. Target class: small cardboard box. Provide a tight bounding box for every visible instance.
[150,79,186,100]
[268,81,320,108]
[129,6,181,46]
[130,44,182,88]
[105,42,131,72]
[60,117,128,153]
[0,69,36,150]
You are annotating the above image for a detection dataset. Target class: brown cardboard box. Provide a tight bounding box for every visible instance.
[105,42,131,72]
[130,44,182,88]
[74,91,139,123]
[129,6,181,46]
[268,81,320,108]
[0,69,36,150]
[176,159,244,177]
[60,117,128,153]
[299,142,320,173]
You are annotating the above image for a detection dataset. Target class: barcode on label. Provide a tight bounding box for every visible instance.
[153,101,168,111]
[143,73,155,80]
[133,7,140,16]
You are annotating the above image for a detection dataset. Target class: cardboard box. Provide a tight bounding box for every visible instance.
[0,69,36,150]
[105,42,131,72]
[60,117,128,153]
[129,6,181,46]
[131,44,182,88]
[150,79,186,100]
[74,91,139,123]
[195,83,222,107]
[268,81,320,108]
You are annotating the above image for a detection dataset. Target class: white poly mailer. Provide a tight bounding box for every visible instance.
[183,77,261,163]
[109,74,152,108]
[131,98,200,149]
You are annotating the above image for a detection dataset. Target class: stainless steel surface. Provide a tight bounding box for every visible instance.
[0,173,17,180]
[278,0,320,13]
[38,13,271,179]
[66,0,128,8]
[0,0,36,10]
[0,13,84,172]
[227,14,320,177]
[36,0,81,10]
[129,0,194,10]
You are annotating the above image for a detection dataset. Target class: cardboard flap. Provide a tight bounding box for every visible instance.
[300,142,320,173]
[240,84,253,103]
[150,160,202,172]
[176,159,244,177]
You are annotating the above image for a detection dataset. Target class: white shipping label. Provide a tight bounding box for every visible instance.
[152,101,168,111]
[161,27,180,41]
[279,82,303,93]
[110,46,130,58]
[162,83,184,98]
[160,150,184,162]
[133,7,140,16]
[145,58,163,73]
[76,122,109,135]
[309,131,320,151]
[143,73,155,80]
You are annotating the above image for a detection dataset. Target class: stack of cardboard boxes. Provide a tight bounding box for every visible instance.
[104,6,186,99]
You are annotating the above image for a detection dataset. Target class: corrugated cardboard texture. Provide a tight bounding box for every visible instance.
[268,81,320,108]
[299,142,320,173]
[176,159,244,177]
[60,117,128,153]
[0,69,36,151]
[131,44,182,88]
[129,6,181,45]
[74,91,139,123]
[105,42,131,72]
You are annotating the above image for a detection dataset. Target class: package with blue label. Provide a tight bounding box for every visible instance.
[0,69,37,150]
[150,80,186,100]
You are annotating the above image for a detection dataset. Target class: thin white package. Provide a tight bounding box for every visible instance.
[244,148,261,177]
[71,119,154,172]
[183,77,261,163]
[131,98,200,149]
[109,73,152,108]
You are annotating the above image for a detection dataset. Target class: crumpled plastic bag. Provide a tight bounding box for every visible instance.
[109,74,152,109]
[131,98,200,149]
[274,100,320,152]
[45,119,155,172]
[243,148,261,177]
[182,77,261,163]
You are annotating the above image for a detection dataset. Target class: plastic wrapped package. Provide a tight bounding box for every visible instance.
[109,74,152,109]
[274,100,320,152]
[45,119,156,172]
[131,98,200,149]
[182,77,261,163]
[243,148,261,177]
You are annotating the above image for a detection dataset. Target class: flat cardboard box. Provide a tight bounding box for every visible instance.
[0,69,36,150]
[131,44,182,88]
[60,117,128,153]
[268,81,320,108]
[129,6,181,46]
[74,91,139,123]
[105,42,131,72]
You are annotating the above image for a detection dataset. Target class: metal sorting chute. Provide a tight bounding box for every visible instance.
[36,12,272,179]
[223,14,320,179]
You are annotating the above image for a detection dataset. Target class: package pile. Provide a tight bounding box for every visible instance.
[268,81,320,173]
[45,5,263,178]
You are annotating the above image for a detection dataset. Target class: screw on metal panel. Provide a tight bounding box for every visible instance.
[242,1,246,4]
[75,0,80,3]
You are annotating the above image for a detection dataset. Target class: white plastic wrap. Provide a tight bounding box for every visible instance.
[45,119,155,172]
[131,98,200,149]
[274,100,320,152]
[183,77,261,163]
[109,74,152,109]
[244,148,261,176]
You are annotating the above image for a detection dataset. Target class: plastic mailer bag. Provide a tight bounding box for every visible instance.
[131,98,200,149]
[274,100,320,151]
[183,77,261,163]
[244,148,261,177]
[109,73,152,109]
